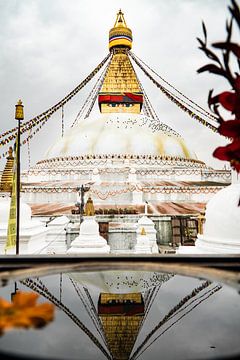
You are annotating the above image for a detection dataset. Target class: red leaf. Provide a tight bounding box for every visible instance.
[233,162,240,172]
[213,42,240,58]
[218,119,240,137]
[213,146,230,161]
[218,91,237,111]
[227,139,240,156]
[213,139,240,173]
[235,76,240,90]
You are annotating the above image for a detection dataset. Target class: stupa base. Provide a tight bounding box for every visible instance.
[67,245,110,254]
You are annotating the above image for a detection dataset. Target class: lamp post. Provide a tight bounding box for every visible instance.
[15,100,24,255]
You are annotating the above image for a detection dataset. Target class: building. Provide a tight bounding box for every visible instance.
[0,10,231,249]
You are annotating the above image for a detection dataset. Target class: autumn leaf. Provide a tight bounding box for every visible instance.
[0,291,55,336]
[218,119,240,138]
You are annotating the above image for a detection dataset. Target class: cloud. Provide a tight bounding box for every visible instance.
[0,0,233,169]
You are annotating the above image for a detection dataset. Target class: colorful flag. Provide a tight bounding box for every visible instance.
[5,139,18,252]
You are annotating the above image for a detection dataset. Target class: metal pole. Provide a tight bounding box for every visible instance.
[16,119,21,255]
[15,100,24,255]
[80,185,84,224]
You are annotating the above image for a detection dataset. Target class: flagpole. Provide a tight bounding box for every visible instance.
[15,100,24,255]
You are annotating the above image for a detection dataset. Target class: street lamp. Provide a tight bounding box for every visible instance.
[15,99,24,255]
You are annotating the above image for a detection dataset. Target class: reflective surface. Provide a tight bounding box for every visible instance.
[0,270,240,360]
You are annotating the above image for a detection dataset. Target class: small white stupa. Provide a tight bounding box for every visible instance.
[67,196,110,254]
[178,182,240,254]
[0,196,48,254]
[136,203,159,253]
[195,183,240,253]
[135,227,152,254]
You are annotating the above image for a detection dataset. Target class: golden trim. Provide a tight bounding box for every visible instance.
[109,38,132,50]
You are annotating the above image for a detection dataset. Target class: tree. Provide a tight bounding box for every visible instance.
[197,0,240,172]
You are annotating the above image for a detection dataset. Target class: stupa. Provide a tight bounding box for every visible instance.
[135,227,152,254]
[136,212,158,253]
[67,196,110,254]
[177,183,240,254]
[12,10,230,247]
[0,196,48,254]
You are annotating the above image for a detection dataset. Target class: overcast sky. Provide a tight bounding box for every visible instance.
[0,0,237,170]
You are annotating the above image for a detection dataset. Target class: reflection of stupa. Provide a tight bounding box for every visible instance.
[0,10,231,249]
[98,293,144,360]
[19,270,222,359]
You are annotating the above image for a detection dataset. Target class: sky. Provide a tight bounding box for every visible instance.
[0,0,237,170]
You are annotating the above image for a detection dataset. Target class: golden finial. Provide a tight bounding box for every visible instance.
[114,9,126,27]
[109,10,132,50]
[8,146,13,158]
[140,227,146,236]
[85,196,95,216]
[15,99,24,120]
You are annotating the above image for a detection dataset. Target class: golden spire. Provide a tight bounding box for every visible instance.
[0,147,14,193]
[98,11,143,115]
[109,10,133,51]
[84,196,95,216]
[114,9,127,28]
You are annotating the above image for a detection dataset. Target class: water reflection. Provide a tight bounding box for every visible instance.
[0,270,240,359]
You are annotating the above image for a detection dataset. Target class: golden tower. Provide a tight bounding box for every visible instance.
[98,292,144,359]
[98,10,143,114]
[0,147,14,193]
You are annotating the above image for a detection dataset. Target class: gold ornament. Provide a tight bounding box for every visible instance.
[85,196,95,216]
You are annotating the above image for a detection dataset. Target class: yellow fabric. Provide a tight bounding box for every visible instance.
[5,140,18,251]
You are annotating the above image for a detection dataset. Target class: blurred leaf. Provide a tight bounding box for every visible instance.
[196,37,205,47]
[229,0,240,29]
[208,89,214,106]
[212,42,240,58]
[202,21,207,42]
[226,18,233,44]
[197,64,225,76]
[204,48,221,62]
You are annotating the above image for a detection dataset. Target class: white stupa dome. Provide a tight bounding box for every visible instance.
[45,113,197,160]
[195,184,240,253]
[138,215,154,226]
[67,216,110,254]
[80,216,99,236]
[204,184,240,240]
